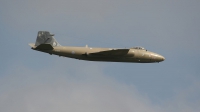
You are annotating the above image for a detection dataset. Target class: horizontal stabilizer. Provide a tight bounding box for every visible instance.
[35,44,54,50]
[29,43,36,48]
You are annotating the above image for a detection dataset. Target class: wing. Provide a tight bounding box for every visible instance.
[88,49,129,57]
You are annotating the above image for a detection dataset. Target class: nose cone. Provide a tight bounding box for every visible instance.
[158,55,165,62]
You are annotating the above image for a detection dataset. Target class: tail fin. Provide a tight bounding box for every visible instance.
[35,31,61,47]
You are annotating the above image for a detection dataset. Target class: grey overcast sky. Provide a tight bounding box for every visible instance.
[0,0,200,112]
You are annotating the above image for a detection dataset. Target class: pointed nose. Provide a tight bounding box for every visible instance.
[159,55,165,62]
[161,56,165,61]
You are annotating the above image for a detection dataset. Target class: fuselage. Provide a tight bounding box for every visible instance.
[30,31,165,63]
[34,46,165,63]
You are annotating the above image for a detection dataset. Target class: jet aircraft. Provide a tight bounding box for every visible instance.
[29,31,165,63]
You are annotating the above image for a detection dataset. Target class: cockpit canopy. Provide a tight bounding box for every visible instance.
[131,47,146,50]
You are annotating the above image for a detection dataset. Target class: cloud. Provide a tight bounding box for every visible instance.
[0,60,199,112]
[163,78,200,112]
[0,61,161,112]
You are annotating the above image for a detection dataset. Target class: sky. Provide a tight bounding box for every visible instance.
[0,0,200,112]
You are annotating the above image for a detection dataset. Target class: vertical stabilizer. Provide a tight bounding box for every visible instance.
[35,31,61,47]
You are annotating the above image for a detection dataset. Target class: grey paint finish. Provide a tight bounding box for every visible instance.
[35,31,61,47]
